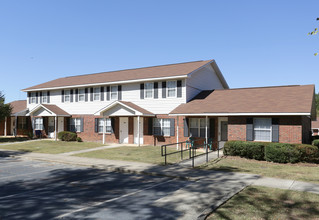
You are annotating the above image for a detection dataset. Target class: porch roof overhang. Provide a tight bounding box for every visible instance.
[169,112,312,117]
[12,109,29,117]
[26,104,70,117]
[94,101,154,117]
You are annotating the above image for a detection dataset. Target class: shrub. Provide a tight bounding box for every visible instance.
[264,143,301,163]
[76,137,82,142]
[58,131,77,141]
[295,144,319,163]
[223,141,265,160]
[313,139,319,148]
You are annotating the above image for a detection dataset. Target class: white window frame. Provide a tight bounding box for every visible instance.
[167,80,177,98]
[31,92,36,104]
[42,92,48,103]
[98,118,112,133]
[94,87,100,101]
[34,118,43,130]
[18,117,27,129]
[64,90,71,102]
[189,118,206,138]
[78,88,85,102]
[144,82,154,99]
[153,118,170,136]
[111,86,118,100]
[70,118,82,132]
[253,118,272,142]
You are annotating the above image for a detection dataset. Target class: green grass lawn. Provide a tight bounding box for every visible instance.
[208,186,319,220]
[0,137,30,143]
[0,140,103,154]
[199,156,319,184]
[75,145,189,164]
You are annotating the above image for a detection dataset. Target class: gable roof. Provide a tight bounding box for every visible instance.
[94,101,154,116]
[22,59,228,91]
[170,85,316,119]
[9,100,27,115]
[27,104,70,116]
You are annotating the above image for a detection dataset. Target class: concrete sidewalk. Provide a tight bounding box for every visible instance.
[7,151,319,195]
[59,143,124,156]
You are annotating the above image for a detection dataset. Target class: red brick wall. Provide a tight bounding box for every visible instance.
[0,119,4,135]
[228,117,246,141]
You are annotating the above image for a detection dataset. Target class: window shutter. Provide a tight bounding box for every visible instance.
[170,119,175,136]
[75,89,78,102]
[184,118,189,137]
[140,84,144,99]
[209,118,215,138]
[246,118,254,141]
[39,92,42,104]
[47,91,50,103]
[107,86,110,101]
[154,82,158,99]
[95,118,98,133]
[80,118,84,132]
[177,80,182,98]
[118,85,122,100]
[70,89,73,102]
[36,92,39,104]
[66,117,70,131]
[85,88,88,102]
[100,87,104,101]
[111,118,115,133]
[162,81,166,98]
[28,92,31,104]
[272,118,279,142]
[90,87,93,101]
[61,90,64,103]
[148,118,153,135]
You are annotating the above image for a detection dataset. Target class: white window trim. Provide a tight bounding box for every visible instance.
[70,118,82,133]
[167,80,177,98]
[31,92,36,104]
[93,87,101,101]
[42,93,48,103]
[253,118,272,142]
[153,118,170,136]
[144,82,154,99]
[189,118,206,138]
[64,90,71,103]
[98,118,112,133]
[110,86,118,100]
[34,118,43,130]
[78,88,85,102]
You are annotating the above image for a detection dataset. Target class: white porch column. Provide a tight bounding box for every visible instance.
[205,116,208,146]
[4,117,7,136]
[137,116,140,146]
[176,116,179,150]
[54,116,57,141]
[103,117,106,145]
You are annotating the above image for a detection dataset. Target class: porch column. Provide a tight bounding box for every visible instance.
[205,116,208,147]
[103,117,106,145]
[176,116,179,150]
[14,116,17,137]
[4,117,7,136]
[137,116,140,146]
[54,116,57,141]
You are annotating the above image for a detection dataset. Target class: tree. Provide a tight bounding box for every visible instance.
[0,92,12,122]
[308,18,319,56]
[316,92,319,114]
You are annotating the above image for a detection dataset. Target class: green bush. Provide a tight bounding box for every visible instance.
[295,144,319,163]
[223,141,265,160]
[264,143,301,163]
[313,139,319,148]
[58,131,77,141]
[76,137,82,142]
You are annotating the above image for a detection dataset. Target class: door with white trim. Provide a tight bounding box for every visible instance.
[134,117,143,145]
[120,117,129,144]
[218,117,228,149]
[58,117,64,133]
[48,117,55,138]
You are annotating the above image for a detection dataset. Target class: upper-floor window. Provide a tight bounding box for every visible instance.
[111,86,118,100]
[145,82,153,99]
[254,118,272,142]
[42,92,48,103]
[64,90,71,102]
[167,81,177,98]
[189,118,206,138]
[78,88,85,102]
[94,87,100,101]
[30,92,36,104]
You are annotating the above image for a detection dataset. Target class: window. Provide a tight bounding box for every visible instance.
[31,92,36,104]
[167,81,177,97]
[189,118,206,138]
[97,118,112,133]
[64,90,71,102]
[153,118,171,136]
[70,118,82,132]
[42,92,48,103]
[144,82,153,99]
[94,87,100,101]
[18,117,27,129]
[78,88,85,102]
[111,86,118,100]
[34,118,43,130]
[254,118,272,142]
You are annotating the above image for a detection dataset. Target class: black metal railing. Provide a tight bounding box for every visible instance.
[161,140,220,168]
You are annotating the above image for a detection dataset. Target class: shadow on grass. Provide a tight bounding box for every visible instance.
[0,137,29,143]
[0,150,30,157]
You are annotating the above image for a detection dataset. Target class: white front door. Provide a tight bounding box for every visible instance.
[218,117,228,149]
[58,117,64,133]
[134,117,143,145]
[119,117,129,144]
[48,117,55,138]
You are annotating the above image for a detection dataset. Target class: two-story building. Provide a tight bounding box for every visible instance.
[2,59,316,147]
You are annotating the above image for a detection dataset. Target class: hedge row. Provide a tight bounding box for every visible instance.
[58,131,78,141]
[223,141,319,164]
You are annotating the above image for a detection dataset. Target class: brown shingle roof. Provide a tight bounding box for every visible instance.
[170,85,315,115]
[23,60,213,91]
[9,100,27,114]
[119,101,153,115]
[42,104,70,116]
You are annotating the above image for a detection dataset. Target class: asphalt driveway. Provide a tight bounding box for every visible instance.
[0,157,254,220]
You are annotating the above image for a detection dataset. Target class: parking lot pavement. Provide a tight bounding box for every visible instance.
[0,157,252,220]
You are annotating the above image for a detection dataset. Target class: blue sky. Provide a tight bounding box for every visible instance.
[0,0,318,103]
